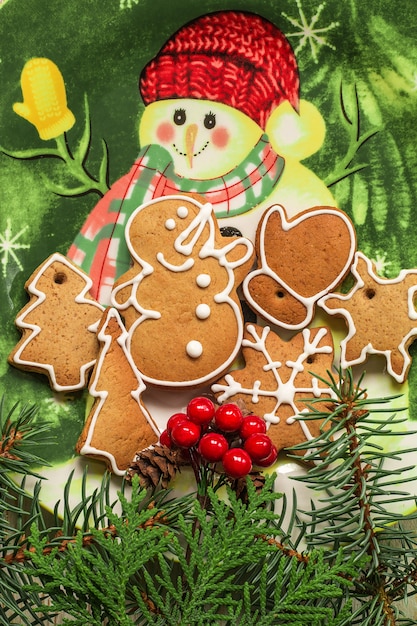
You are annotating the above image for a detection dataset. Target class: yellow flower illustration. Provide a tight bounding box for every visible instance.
[13,57,75,140]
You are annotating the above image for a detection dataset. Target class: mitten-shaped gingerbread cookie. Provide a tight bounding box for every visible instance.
[243,205,356,330]
[111,195,254,388]
[212,323,335,457]
[76,308,159,475]
[8,253,104,391]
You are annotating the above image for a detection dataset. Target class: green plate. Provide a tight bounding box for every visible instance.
[1,0,417,516]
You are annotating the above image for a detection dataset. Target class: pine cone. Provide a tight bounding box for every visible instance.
[127,445,189,489]
[229,470,266,505]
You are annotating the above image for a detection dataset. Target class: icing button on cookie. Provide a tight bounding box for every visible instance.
[196,273,211,288]
[196,303,211,319]
[187,340,203,358]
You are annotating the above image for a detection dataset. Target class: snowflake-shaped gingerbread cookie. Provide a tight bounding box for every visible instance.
[319,251,417,383]
[212,323,335,457]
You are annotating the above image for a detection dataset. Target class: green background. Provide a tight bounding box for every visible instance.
[1,0,417,464]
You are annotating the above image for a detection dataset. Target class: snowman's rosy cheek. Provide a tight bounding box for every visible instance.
[211,127,229,149]
[156,122,175,143]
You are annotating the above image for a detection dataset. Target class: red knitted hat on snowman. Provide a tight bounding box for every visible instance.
[139,11,299,129]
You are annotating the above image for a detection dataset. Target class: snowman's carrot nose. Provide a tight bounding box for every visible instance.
[185,123,198,168]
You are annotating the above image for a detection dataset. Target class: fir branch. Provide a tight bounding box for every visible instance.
[290,368,417,625]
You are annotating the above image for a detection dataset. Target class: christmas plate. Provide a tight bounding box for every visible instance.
[1,0,417,519]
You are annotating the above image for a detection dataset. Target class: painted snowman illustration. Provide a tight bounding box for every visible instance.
[110,195,254,388]
[68,10,335,305]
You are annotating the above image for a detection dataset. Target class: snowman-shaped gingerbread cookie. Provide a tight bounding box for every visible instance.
[111,195,254,388]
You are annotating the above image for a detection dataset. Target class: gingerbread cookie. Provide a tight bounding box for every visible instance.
[318,251,417,383]
[8,253,104,391]
[111,195,254,388]
[212,323,335,457]
[76,308,160,475]
[242,204,356,330]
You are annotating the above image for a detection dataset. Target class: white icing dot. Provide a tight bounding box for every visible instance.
[196,273,211,288]
[196,303,211,319]
[186,340,203,358]
[165,218,176,230]
[177,205,189,218]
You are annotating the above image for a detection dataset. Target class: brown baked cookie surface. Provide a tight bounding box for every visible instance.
[212,323,335,458]
[8,253,104,391]
[76,308,160,475]
[319,251,417,383]
[243,204,356,330]
[111,195,254,388]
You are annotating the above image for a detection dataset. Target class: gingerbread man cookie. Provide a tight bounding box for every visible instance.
[318,251,417,383]
[242,205,356,330]
[8,253,104,391]
[212,323,335,456]
[76,308,160,475]
[111,195,254,388]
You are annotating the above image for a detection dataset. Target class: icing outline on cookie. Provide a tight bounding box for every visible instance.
[318,251,417,383]
[11,253,104,392]
[212,324,334,427]
[78,307,160,476]
[242,204,356,330]
[111,195,254,388]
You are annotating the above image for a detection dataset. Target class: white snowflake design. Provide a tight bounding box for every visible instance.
[0,218,30,277]
[372,251,393,276]
[212,325,334,427]
[119,0,141,9]
[282,0,339,63]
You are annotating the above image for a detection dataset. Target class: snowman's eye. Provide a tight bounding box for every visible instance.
[204,112,216,130]
[173,108,186,125]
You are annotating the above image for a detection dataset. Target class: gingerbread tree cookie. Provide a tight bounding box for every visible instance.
[243,205,356,330]
[212,323,335,457]
[76,308,160,475]
[318,251,417,383]
[111,195,254,388]
[8,253,104,391]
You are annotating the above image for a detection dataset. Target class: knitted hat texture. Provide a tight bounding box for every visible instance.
[139,11,299,129]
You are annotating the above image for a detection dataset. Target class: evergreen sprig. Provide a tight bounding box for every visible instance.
[15,474,359,626]
[290,368,417,625]
[0,398,53,626]
[3,369,417,624]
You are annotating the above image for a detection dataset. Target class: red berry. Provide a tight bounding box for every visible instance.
[159,429,172,448]
[171,421,201,448]
[239,415,267,440]
[187,397,216,425]
[254,444,279,468]
[244,433,273,463]
[214,403,243,432]
[198,433,229,462]
[222,448,252,478]
[167,412,188,434]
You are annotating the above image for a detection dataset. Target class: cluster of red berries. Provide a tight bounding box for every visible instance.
[159,397,278,479]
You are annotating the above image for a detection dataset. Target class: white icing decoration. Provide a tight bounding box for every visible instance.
[165,218,176,230]
[12,253,105,392]
[318,251,417,383]
[186,340,203,358]
[242,204,356,330]
[156,252,194,272]
[196,273,211,288]
[177,205,189,218]
[78,308,160,476]
[212,324,334,428]
[195,303,211,319]
[110,195,254,388]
